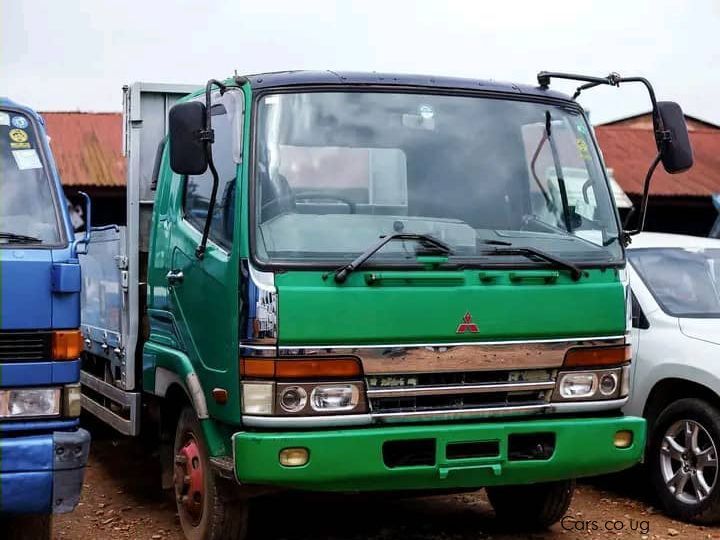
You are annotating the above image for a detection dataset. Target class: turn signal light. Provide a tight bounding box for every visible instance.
[241,357,362,379]
[52,330,84,360]
[563,345,631,368]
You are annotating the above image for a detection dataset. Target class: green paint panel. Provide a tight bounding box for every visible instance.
[234,416,645,491]
[276,268,625,344]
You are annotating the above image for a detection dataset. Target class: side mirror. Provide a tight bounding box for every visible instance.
[168,101,208,175]
[656,101,693,174]
[72,191,92,257]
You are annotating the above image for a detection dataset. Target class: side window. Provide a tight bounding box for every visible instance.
[183,104,237,249]
[631,291,650,330]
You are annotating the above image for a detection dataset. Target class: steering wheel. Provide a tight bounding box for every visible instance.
[293,191,356,214]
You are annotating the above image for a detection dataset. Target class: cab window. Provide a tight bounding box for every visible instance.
[183,104,237,249]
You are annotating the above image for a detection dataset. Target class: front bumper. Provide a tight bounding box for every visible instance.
[0,428,90,514]
[234,416,645,491]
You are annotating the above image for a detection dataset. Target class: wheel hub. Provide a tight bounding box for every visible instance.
[174,435,205,525]
[660,419,718,505]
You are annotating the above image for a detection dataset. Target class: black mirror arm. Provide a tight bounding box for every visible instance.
[195,79,228,259]
[623,152,662,242]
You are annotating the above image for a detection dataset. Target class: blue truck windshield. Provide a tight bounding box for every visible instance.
[253,91,623,266]
[0,110,61,244]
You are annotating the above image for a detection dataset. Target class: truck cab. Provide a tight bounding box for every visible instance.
[0,99,90,537]
[80,72,692,540]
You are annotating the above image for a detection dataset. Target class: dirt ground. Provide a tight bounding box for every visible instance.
[55,418,720,540]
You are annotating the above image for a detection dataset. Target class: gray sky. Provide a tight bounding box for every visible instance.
[2,0,719,125]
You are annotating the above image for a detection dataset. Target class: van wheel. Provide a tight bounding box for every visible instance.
[174,407,248,540]
[4,514,52,540]
[648,398,720,523]
[486,479,574,529]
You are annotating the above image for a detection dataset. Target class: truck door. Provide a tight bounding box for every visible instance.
[166,95,242,375]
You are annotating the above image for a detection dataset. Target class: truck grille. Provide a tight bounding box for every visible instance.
[366,369,556,420]
[0,331,52,361]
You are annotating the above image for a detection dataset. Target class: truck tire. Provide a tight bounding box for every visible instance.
[4,514,52,540]
[486,479,574,530]
[174,407,248,540]
[648,398,720,523]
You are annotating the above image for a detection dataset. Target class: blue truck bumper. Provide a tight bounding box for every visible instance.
[0,428,90,514]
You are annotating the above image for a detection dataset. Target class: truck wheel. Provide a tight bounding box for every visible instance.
[486,479,574,529]
[4,514,52,540]
[174,407,248,540]
[648,398,720,523]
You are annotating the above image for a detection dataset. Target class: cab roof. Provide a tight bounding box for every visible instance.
[244,70,573,102]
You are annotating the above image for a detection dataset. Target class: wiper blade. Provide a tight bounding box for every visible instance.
[330,233,453,284]
[482,246,584,281]
[0,232,42,244]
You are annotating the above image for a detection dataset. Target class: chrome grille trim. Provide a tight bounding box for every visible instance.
[372,404,549,422]
[366,381,555,398]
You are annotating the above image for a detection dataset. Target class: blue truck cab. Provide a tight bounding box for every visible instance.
[0,99,90,535]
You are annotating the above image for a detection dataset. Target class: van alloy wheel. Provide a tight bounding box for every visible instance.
[660,419,718,505]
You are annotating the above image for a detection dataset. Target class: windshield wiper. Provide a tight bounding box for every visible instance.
[544,110,574,233]
[482,245,584,281]
[0,232,42,244]
[329,233,453,284]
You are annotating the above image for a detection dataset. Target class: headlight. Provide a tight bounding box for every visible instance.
[241,381,366,416]
[241,382,274,415]
[552,367,626,402]
[0,387,61,418]
[558,373,596,398]
[310,385,359,412]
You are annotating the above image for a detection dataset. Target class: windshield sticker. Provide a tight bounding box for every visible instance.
[0,112,9,126]
[11,116,29,129]
[11,149,43,170]
[10,141,31,149]
[9,128,29,144]
[576,138,591,160]
[418,104,434,119]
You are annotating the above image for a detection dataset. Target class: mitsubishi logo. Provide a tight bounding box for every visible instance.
[456,312,479,334]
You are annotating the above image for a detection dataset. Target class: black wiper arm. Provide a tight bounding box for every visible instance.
[331,233,453,284]
[0,232,42,244]
[544,111,574,233]
[482,246,584,281]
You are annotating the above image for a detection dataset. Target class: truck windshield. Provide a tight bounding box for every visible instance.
[630,248,720,317]
[253,91,622,267]
[0,110,61,245]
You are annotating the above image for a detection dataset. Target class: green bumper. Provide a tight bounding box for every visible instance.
[233,416,646,491]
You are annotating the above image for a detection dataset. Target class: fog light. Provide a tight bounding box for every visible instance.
[241,382,274,415]
[279,385,307,413]
[558,373,596,399]
[614,430,634,448]
[279,447,309,467]
[599,373,618,396]
[310,384,359,412]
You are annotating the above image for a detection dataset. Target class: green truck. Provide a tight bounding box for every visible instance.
[79,71,693,539]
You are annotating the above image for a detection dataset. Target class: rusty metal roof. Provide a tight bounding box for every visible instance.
[40,112,125,187]
[594,126,720,197]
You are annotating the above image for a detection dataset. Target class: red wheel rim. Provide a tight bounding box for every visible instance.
[174,434,205,525]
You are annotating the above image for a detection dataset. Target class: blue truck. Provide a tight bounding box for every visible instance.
[0,98,90,538]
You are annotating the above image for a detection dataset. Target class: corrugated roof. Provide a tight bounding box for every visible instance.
[595,126,720,196]
[40,112,125,187]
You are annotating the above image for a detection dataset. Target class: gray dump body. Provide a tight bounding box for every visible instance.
[79,83,198,435]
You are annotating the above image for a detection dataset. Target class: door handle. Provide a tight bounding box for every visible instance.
[166,269,184,285]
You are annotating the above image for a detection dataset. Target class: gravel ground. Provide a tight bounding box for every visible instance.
[54,419,720,540]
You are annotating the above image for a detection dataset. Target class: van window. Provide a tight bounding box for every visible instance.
[183,105,237,249]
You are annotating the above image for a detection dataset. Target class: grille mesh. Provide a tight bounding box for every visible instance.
[0,332,52,361]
